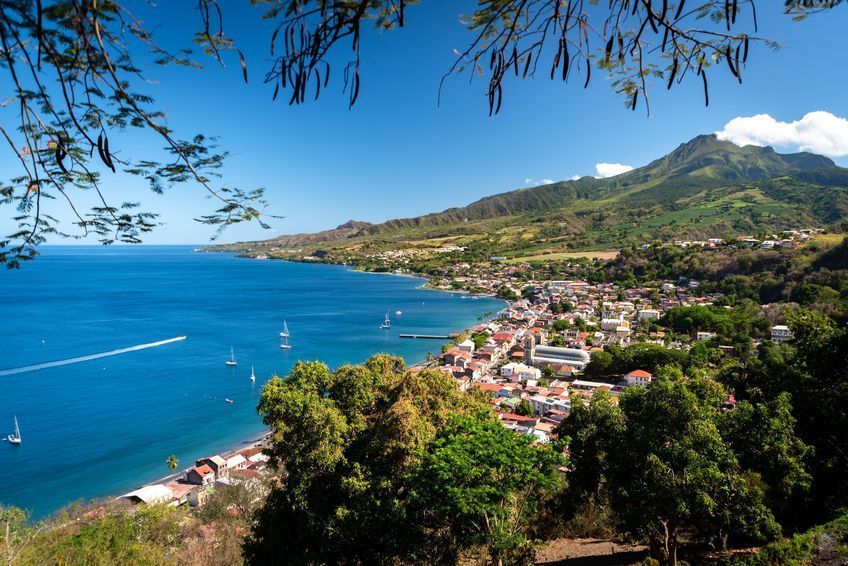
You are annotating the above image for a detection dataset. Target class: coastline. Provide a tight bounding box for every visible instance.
[75,252,507,514]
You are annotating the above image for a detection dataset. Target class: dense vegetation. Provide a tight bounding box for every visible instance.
[244,356,566,564]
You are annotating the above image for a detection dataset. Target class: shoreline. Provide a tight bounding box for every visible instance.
[85,254,506,513]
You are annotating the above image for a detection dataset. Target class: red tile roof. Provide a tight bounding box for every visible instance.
[626,369,653,378]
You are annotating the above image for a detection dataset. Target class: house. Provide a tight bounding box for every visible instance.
[225,453,248,472]
[771,325,794,344]
[187,464,215,486]
[456,339,476,353]
[624,369,653,387]
[120,484,174,506]
[187,485,214,507]
[638,309,661,321]
[500,362,542,382]
[196,455,228,479]
[600,318,625,331]
[695,331,716,341]
[570,379,615,393]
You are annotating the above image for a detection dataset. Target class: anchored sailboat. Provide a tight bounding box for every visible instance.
[279,320,290,338]
[226,346,237,366]
[7,416,21,445]
[250,365,256,383]
[380,310,391,330]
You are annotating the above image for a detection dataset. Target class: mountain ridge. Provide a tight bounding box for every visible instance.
[228,134,848,259]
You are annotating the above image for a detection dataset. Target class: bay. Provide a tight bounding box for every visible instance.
[0,246,504,517]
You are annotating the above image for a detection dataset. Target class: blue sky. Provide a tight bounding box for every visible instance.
[4,1,847,244]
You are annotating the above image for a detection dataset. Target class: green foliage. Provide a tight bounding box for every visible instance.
[496,285,519,300]
[408,413,566,564]
[247,354,492,564]
[613,367,780,561]
[719,393,812,520]
[514,399,535,417]
[723,510,848,565]
[21,504,188,565]
[558,368,782,565]
[585,343,690,377]
[470,331,489,350]
[166,454,179,470]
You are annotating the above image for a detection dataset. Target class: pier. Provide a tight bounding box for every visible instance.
[399,334,451,340]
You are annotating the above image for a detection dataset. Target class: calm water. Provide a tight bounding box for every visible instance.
[0,246,503,517]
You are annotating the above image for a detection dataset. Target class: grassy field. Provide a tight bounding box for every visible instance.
[813,233,845,245]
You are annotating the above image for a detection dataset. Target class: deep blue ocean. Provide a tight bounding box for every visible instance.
[0,246,504,518]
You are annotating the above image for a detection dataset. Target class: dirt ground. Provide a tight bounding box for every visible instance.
[534,537,650,565]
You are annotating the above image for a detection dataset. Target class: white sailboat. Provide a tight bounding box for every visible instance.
[279,320,290,338]
[280,330,292,350]
[250,365,256,383]
[226,346,238,366]
[7,416,21,445]
[380,310,391,329]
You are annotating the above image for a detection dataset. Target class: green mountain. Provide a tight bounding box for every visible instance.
[230,134,848,261]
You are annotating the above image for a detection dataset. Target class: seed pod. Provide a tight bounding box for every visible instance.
[667,57,678,89]
[238,50,248,83]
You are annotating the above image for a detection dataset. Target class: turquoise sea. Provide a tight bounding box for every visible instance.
[0,246,504,518]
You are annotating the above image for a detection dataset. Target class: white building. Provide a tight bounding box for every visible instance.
[456,339,476,353]
[500,362,541,382]
[638,309,661,321]
[624,369,653,387]
[771,325,794,344]
[531,346,591,371]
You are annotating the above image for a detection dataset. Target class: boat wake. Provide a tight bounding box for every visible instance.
[0,336,187,377]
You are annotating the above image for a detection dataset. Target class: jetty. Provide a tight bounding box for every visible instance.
[399,334,451,340]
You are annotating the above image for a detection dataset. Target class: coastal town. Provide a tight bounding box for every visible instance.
[119,441,272,510]
[119,229,819,513]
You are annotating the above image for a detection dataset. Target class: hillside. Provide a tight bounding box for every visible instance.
[221,135,848,262]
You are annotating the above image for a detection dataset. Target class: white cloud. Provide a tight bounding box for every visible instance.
[594,162,634,178]
[524,177,556,186]
[715,111,848,157]
[570,175,581,181]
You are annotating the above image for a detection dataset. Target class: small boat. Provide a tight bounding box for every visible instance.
[280,328,292,350]
[7,416,21,445]
[250,365,256,383]
[226,346,237,366]
[279,320,290,338]
[395,310,402,315]
[380,310,391,330]
[225,399,234,404]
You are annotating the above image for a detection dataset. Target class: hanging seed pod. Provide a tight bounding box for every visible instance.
[667,57,678,89]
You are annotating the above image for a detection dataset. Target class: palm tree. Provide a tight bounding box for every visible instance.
[166,454,179,471]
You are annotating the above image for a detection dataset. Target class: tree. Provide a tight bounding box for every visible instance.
[0,1,841,266]
[557,390,625,527]
[1,506,38,565]
[719,393,811,522]
[471,331,489,350]
[514,399,535,417]
[408,413,566,566]
[496,285,519,301]
[246,355,492,564]
[166,454,179,471]
[612,367,779,564]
